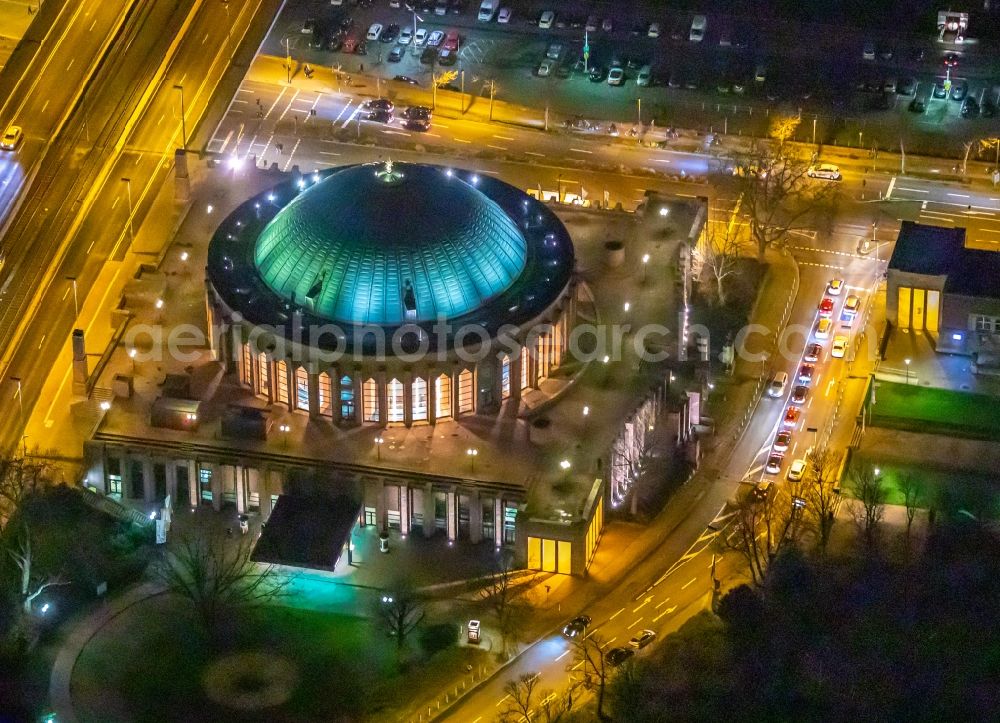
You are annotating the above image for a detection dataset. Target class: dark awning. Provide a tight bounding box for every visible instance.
[251,494,361,571]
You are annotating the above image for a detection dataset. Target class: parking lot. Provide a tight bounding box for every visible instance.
[268,1,1000,158]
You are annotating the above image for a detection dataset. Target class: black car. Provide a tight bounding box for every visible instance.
[394,75,420,86]
[387,45,404,62]
[605,647,635,667]
[338,15,354,32]
[327,34,343,52]
[364,97,394,112]
[367,109,393,123]
[403,105,432,120]
[381,23,399,43]
[950,80,968,101]
[449,0,465,13]
[404,118,431,131]
[589,65,606,82]
[908,98,926,113]
[961,97,979,118]
[420,47,438,64]
[982,98,997,118]
[562,615,592,638]
[897,77,917,96]
[555,63,571,79]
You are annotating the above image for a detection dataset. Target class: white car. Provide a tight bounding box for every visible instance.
[787,458,806,482]
[831,335,848,358]
[689,14,707,42]
[1,125,23,150]
[427,30,445,47]
[538,10,555,28]
[545,42,563,60]
[607,66,625,86]
[629,629,657,648]
[399,26,413,45]
[366,23,383,42]
[537,59,554,77]
[807,163,842,181]
[648,22,660,38]
[497,7,511,23]
[414,28,428,46]
[826,278,844,296]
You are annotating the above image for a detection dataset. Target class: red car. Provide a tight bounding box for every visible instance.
[773,431,792,453]
[803,343,822,363]
[819,297,834,317]
[783,407,800,428]
[798,364,815,384]
[791,385,808,404]
[442,29,460,52]
[765,454,784,475]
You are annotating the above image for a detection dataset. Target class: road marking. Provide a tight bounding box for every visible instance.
[571,661,583,670]
[341,104,363,129]
[654,158,671,163]
[435,123,450,128]
[896,186,927,194]
[383,130,411,137]
[947,192,970,199]
[556,649,570,661]
[524,151,544,157]
[319,151,341,156]
[605,636,617,646]
[424,132,442,137]
[627,617,644,629]
[609,607,624,621]
[495,694,510,707]
[67,58,74,71]
[977,227,1000,234]
[332,101,353,124]
[825,378,835,397]
[652,605,677,622]
[454,138,472,143]
[487,144,507,151]
[632,596,653,613]
[885,176,896,199]
[681,577,697,590]
[655,597,672,609]
[281,138,301,172]
[492,134,515,140]
[569,148,593,154]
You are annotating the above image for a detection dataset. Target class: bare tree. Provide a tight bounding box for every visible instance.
[802,446,842,554]
[722,486,799,584]
[698,213,746,306]
[849,462,887,547]
[0,456,47,533]
[900,474,923,540]
[155,532,289,631]
[499,671,542,723]
[375,578,425,650]
[729,140,836,259]
[7,523,69,614]
[571,631,613,719]
[481,550,530,658]
[768,114,802,144]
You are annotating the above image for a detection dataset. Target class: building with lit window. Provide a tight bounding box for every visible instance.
[887,222,1000,368]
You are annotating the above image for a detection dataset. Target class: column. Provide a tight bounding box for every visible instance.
[259,466,273,520]
[209,462,222,512]
[510,349,522,402]
[403,370,413,426]
[187,460,198,507]
[494,496,504,547]
[375,478,386,532]
[353,375,363,423]
[452,368,461,418]
[446,488,457,542]
[307,368,321,420]
[399,483,411,536]
[469,491,483,544]
[427,370,437,425]
[121,453,134,499]
[141,457,155,503]
[423,482,436,538]
[236,465,247,514]
[165,462,178,509]
[376,369,388,427]
[332,372,343,423]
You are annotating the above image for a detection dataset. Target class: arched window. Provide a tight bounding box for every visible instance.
[275,361,290,405]
[435,374,452,419]
[500,355,511,400]
[520,347,530,390]
[363,378,379,422]
[294,366,309,411]
[240,343,252,386]
[458,368,474,414]
[256,353,270,397]
[387,378,405,422]
[318,372,332,416]
[340,375,355,420]
[412,377,428,422]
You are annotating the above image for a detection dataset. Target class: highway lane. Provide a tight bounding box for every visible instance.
[886,174,1000,250]
[0,0,134,230]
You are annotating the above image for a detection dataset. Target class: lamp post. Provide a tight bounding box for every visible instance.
[121,177,133,245]
[11,376,23,421]
[66,276,78,318]
[466,447,477,473]
[489,79,496,121]
[904,357,911,385]
[375,435,384,461]
[641,253,650,282]
[173,85,187,149]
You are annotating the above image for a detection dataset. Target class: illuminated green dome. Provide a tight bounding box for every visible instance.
[253,162,528,325]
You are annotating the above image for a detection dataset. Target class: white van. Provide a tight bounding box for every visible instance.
[689,14,707,42]
[478,0,497,21]
[768,371,789,398]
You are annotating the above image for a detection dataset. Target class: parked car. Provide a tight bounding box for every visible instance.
[538,10,555,28]
[438,48,457,65]
[961,96,979,117]
[427,30,444,47]
[442,29,460,51]
[545,42,563,60]
[602,17,613,32]
[933,81,947,99]
[807,163,842,180]
[589,65,606,82]
[862,40,875,60]
[381,23,399,43]
[562,615,592,638]
[364,97,395,112]
[951,80,968,101]
[637,64,653,87]
[388,45,404,62]
[908,98,926,113]
[585,14,598,32]
[629,629,657,648]
[366,23,383,41]
[689,14,706,42]
[898,77,917,96]
[394,76,421,86]
[537,58,555,77]
[414,27,429,46]
[982,98,997,117]
[647,22,660,38]
[419,47,438,64]
[399,26,413,45]
[497,7,511,23]
[605,647,635,667]
[367,108,393,123]
[301,17,317,34]
[607,66,625,86]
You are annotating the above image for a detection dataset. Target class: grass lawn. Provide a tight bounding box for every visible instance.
[72,595,486,722]
[870,382,1000,441]
[843,458,997,511]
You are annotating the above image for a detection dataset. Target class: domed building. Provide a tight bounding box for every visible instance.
[206,161,578,426]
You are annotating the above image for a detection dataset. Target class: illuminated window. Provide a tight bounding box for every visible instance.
[435,374,452,419]
[538,334,550,380]
[294,366,309,411]
[256,353,270,397]
[500,355,511,399]
[412,377,428,421]
[318,372,332,416]
[458,369,474,414]
[387,378,404,423]
[363,378,379,422]
[240,343,252,386]
[275,360,289,405]
[340,375,355,420]
[520,347,530,390]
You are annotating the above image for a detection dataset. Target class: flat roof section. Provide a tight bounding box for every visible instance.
[889,221,1000,298]
[252,494,361,571]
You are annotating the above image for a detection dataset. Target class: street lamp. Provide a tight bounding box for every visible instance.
[66,276,78,318]
[128,347,137,374]
[466,447,477,472]
[904,357,911,385]
[659,206,669,217]
[559,459,571,471]
[173,85,187,149]
[10,376,23,422]
[623,301,631,313]
[375,435,384,461]
[641,253,650,282]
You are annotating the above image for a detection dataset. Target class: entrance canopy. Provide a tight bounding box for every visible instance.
[252,494,360,571]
